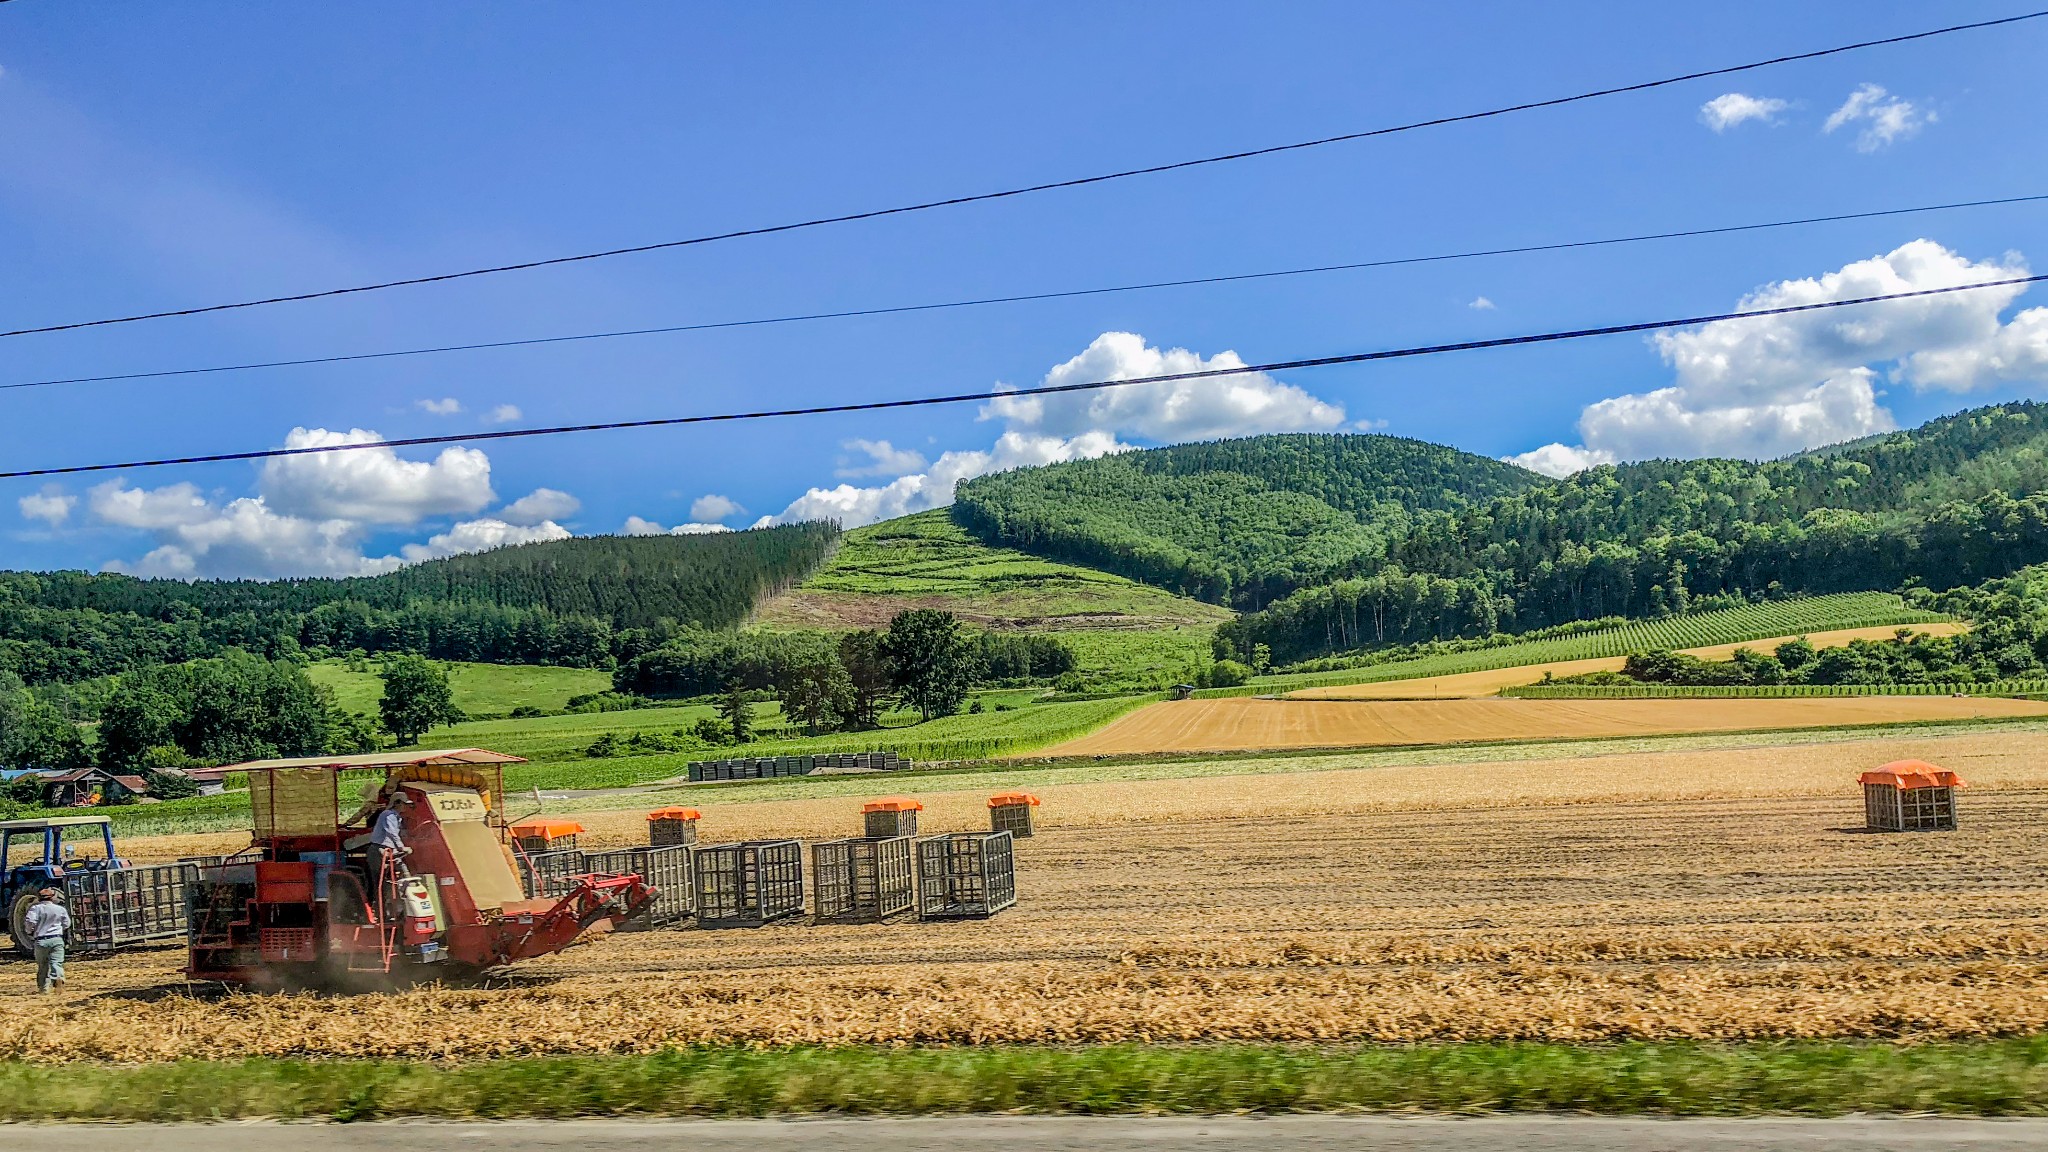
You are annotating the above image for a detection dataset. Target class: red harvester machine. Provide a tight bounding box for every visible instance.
[187,748,655,987]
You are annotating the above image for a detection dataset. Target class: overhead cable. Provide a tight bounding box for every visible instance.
[3,10,2042,341]
[4,273,2042,481]
[8,192,2044,394]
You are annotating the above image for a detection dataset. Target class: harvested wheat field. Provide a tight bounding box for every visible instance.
[1047,694,2048,757]
[15,728,2048,1060]
[1289,623,1965,700]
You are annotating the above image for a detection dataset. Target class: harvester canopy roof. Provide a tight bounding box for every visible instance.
[213,748,527,775]
[861,797,923,813]
[989,792,1041,808]
[1860,760,1966,789]
[647,807,701,821]
[510,819,584,838]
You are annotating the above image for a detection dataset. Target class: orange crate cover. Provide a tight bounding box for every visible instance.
[1859,760,1966,790]
[861,797,923,813]
[510,819,584,838]
[989,792,1041,808]
[646,807,701,821]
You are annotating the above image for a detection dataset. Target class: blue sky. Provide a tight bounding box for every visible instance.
[3,2,2046,578]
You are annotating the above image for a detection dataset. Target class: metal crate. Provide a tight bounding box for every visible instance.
[649,819,698,847]
[1864,782,1958,831]
[62,863,195,951]
[916,832,1016,920]
[864,808,918,838]
[693,840,804,928]
[989,803,1035,837]
[583,844,696,927]
[520,848,589,900]
[812,836,915,924]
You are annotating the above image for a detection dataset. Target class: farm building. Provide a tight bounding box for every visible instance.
[34,767,152,807]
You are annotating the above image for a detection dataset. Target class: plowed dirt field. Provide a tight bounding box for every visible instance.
[15,728,2048,1060]
[1046,695,2048,757]
[1287,624,1965,700]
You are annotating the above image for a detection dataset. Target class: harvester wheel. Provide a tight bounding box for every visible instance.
[8,892,39,955]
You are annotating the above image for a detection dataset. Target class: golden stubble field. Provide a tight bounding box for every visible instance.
[10,727,2048,1061]
[1286,623,1966,700]
[1047,694,2048,757]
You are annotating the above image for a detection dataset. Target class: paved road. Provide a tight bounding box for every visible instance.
[42,1117,2048,1151]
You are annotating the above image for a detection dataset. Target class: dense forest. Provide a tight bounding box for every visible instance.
[0,523,837,685]
[952,433,1542,607]
[955,405,2048,665]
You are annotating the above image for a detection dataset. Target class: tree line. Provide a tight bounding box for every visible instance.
[0,522,839,686]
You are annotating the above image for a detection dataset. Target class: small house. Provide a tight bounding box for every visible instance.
[37,768,150,807]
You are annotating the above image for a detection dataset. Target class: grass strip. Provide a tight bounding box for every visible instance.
[5,1041,2048,1120]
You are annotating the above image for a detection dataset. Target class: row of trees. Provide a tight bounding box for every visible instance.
[0,649,465,794]
[614,609,1062,736]
[0,523,840,687]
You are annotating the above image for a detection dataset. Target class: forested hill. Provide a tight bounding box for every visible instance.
[1223,402,2048,662]
[1,522,837,683]
[952,433,1543,607]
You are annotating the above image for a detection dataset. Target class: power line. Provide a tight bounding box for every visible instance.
[5,274,2041,482]
[6,11,2043,343]
[10,192,2044,395]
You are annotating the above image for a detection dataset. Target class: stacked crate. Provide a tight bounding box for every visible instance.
[988,792,1040,838]
[647,806,701,847]
[1861,761,1965,831]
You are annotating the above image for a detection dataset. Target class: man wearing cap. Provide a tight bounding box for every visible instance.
[369,792,414,898]
[24,888,69,993]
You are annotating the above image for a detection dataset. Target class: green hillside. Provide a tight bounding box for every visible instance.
[305,659,612,720]
[1,523,838,684]
[753,509,1229,689]
[953,433,1543,607]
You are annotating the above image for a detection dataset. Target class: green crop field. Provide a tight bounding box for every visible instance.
[307,659,612,719]
[1203,592,1949,698]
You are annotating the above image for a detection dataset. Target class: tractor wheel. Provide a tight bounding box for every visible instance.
[8,892,39,956]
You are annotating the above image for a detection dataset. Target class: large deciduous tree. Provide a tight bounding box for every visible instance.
[881,609,979,722]
[379,655,461,746]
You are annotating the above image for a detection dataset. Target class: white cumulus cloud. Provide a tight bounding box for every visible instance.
[689,493,745,522]
[487,404,523,424]
[259,427,494,525]
[1510,240,2046,473]
[757,332,1349,529]
[1699,92,1789,132]
[622,515,731,536]
[498,487,580,526]
[17,488,76,527]
[1468,296,1496,311]
[835,439,928,479]
[416,397,463,416]
[400,517,570,562]
[1823,84,1932,152]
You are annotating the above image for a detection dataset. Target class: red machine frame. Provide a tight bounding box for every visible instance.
[187,749,654,986]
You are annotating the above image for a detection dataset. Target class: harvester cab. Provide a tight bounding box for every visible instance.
[187,749,656,987]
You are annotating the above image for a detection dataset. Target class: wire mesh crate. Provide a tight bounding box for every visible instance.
[812,836,915,924]
[862,797,922,838]
[62,863,195,952]
[692,840,805,928]
[647,807,701,847]
[1860,762,1964,831]
[583,844,695,927]
[916,832,1016,920]
[988,792,1040,837]
[520,848,588,900]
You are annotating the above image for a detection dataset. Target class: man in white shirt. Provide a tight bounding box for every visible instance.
[369,793,414,895]
[23,888,69,993]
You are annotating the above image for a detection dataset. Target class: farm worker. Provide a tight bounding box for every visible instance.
[370,793,415,894]
[24,888,69,993]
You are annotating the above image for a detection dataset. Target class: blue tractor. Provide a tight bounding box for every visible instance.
[0,814,133,952]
